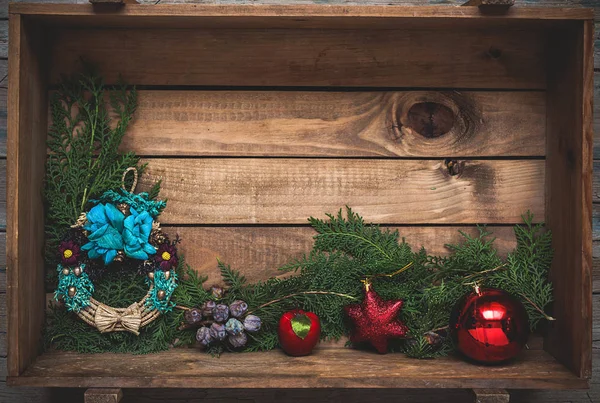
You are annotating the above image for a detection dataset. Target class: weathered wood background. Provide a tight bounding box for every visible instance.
[3,0,600,402]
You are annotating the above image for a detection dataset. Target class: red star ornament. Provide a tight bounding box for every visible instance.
[344,283,409,354]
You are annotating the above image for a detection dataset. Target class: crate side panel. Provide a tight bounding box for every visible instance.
[136,158,545,225]
[7,16,49,376]
[49,27,547,89]
[6,4,596,22]
[544,21,593,378]
[115,90,547,157]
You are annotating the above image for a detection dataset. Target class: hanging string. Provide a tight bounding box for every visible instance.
[122,167,139,193]
[361,262,414,291]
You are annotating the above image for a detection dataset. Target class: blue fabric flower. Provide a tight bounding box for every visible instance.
[123,207,156,260]
[92,189,167,219]
[81,203,125,265]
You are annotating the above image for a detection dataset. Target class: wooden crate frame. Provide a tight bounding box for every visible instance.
[5,4,594,390]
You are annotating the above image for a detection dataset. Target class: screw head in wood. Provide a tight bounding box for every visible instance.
[68,287,77,297]
[157,290,166,300]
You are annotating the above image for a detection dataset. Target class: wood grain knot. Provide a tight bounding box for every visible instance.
[405,102,455,138]
[487,46,503,60]
[444,159,463,176]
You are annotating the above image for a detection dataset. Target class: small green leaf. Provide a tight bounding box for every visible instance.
[291,314,312,339]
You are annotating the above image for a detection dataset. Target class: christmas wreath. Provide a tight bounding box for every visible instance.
[53,168,179,335]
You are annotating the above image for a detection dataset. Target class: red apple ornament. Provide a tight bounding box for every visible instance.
[278,309,321,356]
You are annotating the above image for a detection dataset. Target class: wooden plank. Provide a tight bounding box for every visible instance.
[0,332,6,357]
[595,72,600,159]
[0,59,7,159]
[0,385,68,403]
[9,343,587,389]
[463,0,513,5]
[471,389,510,403]
[122,389,474,403]
[544,20,594,379]
[3,0,599,21]
[0,161,6,230]
[119,90,546,158]
[6,15,49,377]
[49,26,547,89]
[85,389,123,403]
[137,158,545,225]
[0,21,7,60]
[167,225,517,285]
[10,3,596,21]
[593,162,600,202]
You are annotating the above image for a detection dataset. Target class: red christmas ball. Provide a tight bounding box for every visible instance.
[449,288,529,364]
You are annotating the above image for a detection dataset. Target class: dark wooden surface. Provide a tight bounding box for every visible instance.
[8,339,588,389]
[2,1,600,402]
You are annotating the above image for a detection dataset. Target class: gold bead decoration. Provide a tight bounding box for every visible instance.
[148,272,155,280]
[68,287,77,297]
[73,266,82,277]
[62,268,70,276]
[117,203,130,216]
[157,290,166,300]
[164,271,170,280]
[114,251,125,263]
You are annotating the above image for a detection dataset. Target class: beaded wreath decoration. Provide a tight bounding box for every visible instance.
[54,168,179,335]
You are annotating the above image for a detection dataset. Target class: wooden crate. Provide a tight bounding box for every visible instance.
[5,3,594,391]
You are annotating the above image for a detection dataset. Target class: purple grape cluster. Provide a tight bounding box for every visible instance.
[190,299,261,349]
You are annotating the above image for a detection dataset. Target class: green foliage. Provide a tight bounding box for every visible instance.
[214,208,554,358]
[45,66,140,276]
[45,207,554,359]
[308,207,414,275]
[487,212,554,329]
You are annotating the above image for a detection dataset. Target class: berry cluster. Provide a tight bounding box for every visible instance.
[186,299,261,349]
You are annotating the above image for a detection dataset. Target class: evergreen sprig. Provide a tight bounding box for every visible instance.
[45,66,141,277]
[487,212,554,329]
[45,206,554,358]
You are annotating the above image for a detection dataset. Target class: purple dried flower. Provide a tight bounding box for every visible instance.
[210,285,225,299]
[243,315,262,333]
[209,323,227,341]
[196,326,212,347]
[228,332,248,348]
[201,300,216,317]
[154,242,178,271]
[58,240,81,266]
[213,304,229,323]
[229,300,248,318]
[184,308,203,326]
[225,318,244,336]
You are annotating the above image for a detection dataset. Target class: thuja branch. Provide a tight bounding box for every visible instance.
[519,293,556,321]
[247,291,358,316]
[462,264,507,281]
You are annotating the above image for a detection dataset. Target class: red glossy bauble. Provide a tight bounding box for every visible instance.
[278,309,321,356]
[449,288,529,364]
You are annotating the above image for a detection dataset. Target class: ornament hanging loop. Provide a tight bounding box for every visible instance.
[122,167,139,194]
[362,261,414,288]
